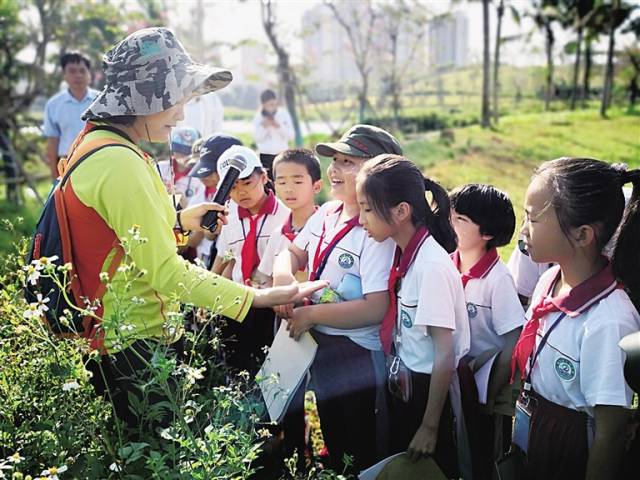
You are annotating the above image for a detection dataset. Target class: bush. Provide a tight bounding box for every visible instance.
[0,225,349,479]
[362,112,478,134]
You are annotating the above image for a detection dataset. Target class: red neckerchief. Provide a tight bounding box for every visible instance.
[204,185,217,200]
[171,157,190,183]
[510,261,621,382]
[238,191,277,285]
[281,213,298,242]
[281,206,319,242]
[452,247,500,289]
[309,204,360,281]
[380,225,430,355]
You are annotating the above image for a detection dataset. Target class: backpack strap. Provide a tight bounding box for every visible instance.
[55,127,146,352]
[58,124,143,184]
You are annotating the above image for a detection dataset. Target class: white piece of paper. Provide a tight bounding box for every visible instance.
[258,322,318,423]
[358,453,405,480]
[474,351,500,405]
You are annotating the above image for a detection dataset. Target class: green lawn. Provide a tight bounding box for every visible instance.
[403,108,640,257]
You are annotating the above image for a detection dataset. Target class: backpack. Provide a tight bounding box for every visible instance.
[24,125,143,345]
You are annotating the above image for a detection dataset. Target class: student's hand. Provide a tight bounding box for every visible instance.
[252,281,328,309]
[275,303,294,319]
[271,273,297,318]
[179,202,229,232]
[286,306,315,341]
[407,423,438,461]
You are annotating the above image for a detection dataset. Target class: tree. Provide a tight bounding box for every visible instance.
[565,0,596,110]
[530,0,561,110]
[600,0,636,117]
[378,0,429,129]
[0,0,150,205]
[493,1,521,123]
[481,0,491,128]
[621,17,640,108]
[261,0,303,146]
[325,0,379,123]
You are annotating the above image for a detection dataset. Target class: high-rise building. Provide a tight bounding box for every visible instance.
[428,11,469,70]
[301,3,366,101]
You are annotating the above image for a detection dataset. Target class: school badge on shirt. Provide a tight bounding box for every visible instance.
[401,310,412,328]
[555,357,576,381]
[466,302,478,319]
[338,252,354,269]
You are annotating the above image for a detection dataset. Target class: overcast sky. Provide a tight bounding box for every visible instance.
[162,0,638,70]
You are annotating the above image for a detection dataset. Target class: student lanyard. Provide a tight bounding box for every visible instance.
[524,312,567,392]
[309,206,359,281]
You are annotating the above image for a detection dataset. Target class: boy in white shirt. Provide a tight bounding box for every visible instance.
[258,148,322,284]
[450,184,525,477]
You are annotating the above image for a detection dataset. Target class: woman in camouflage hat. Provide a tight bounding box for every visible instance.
[59,27,324,429]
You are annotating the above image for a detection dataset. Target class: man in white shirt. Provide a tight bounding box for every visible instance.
[43,51,99,179]
[252,89,294,180]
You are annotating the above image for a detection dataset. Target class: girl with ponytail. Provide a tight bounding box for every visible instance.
[356,155,470,476]
[510,157,640,480]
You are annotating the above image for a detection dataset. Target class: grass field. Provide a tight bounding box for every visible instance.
[403,108,640,257]
[1,107,638,257]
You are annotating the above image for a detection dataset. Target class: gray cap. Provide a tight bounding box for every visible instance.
[83,27,232,121]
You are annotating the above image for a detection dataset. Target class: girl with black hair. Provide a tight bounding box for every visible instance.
[211,145,290,374]
[355,155,470,478]
[510,157,640,480]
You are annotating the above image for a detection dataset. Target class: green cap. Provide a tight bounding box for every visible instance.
[315,124,402,158]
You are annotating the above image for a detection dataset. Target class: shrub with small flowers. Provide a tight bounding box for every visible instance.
[0,222,348,479]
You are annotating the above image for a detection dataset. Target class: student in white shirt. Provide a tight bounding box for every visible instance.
[356,155,468,478]
[508,187,633,308]
[510,157,640,480]
[211,146,290,374]
[157,126,203,209]
[272,125,402,474]
[187,134,243,268]
[253,148,322,469]
[449,184,525,477]
[258,148,322,284]
[252,89,294,180]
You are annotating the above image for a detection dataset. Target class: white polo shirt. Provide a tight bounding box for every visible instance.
[507,247,554,299]
[462,260,525,358]
[293,201,395,351]
[216,196,290,285]
[529,266,640,417]
[156,160,203,207]
[258,223,309,283]
[395,236,470,374]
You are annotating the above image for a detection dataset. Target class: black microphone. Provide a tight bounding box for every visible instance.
[200,154,247,233]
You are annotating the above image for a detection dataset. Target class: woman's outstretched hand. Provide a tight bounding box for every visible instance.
[252,281,327,309]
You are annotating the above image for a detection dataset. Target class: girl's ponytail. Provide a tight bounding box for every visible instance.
[613,168,640,310]
[423,177,457,253]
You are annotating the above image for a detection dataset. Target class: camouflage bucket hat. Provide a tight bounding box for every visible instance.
[83,27,232,121]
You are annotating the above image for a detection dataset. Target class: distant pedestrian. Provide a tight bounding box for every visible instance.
[43,51,98,179]
[252,89,294,180]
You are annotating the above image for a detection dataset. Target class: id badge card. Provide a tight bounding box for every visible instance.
[513,394,533,453]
